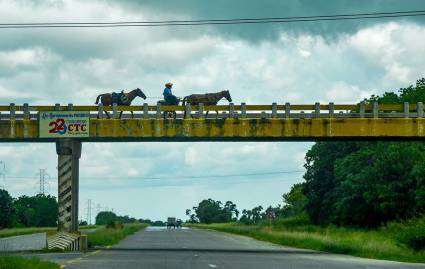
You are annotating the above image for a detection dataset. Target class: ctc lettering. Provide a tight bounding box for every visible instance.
[49,119,87,135]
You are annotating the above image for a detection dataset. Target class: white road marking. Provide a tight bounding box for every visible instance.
[208,264,217,268]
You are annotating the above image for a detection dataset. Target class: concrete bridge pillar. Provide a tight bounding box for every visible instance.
[56,139,82,232]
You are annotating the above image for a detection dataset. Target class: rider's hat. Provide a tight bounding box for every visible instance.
[165,82,173,87]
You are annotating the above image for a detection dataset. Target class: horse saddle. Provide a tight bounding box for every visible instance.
[111,92,128,105]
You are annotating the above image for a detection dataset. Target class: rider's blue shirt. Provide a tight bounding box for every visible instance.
[163,87,172,97]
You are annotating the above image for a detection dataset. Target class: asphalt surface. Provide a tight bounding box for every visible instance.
[31,227,425,269]
[0,233,46,252]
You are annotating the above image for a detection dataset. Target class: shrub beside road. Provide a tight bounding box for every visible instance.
[87,223,148,247]
[187,215,425,263]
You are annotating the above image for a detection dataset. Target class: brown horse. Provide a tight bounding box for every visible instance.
[182,90,232,118]
[95,88,147,118]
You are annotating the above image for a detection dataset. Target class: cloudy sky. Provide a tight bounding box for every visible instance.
[0,0,425,223]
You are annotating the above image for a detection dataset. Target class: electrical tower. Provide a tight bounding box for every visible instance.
[37,169,49,195]
[86,199,93,225]
[0,161,5,189]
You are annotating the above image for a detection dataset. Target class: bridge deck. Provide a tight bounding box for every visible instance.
[1,102,424,141]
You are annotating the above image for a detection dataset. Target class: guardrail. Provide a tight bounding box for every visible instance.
[0,102,424,120]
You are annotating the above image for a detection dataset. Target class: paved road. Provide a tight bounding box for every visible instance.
[0,233,46,252]
[33,227,425,269]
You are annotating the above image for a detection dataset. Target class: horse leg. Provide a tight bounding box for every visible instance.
[205,111,209,119]
[104,110,111,119]
[119,111,123,119]
[216,110,219,119]
[131,111,134,119]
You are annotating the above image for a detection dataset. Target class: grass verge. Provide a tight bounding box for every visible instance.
[0,227,56,239]
[187,221,425,263]
[0,256,60,269]
[0,225,98,239]
[87,223,148,247]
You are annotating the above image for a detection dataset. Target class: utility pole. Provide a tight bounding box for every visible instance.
[86,199,93,225]
[0,161,5,189]
[37,169,49,195]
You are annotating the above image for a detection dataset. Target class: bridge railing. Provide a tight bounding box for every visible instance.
[0,102,424,120]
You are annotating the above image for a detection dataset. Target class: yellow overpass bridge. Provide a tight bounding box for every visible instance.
[1,102,425,142]
[1,101,424,238]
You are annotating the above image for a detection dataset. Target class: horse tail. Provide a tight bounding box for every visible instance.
[182,97,187,106]
[95,94,102,104]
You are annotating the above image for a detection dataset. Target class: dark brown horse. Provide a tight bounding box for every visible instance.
[95,88,147,118]
[182,90,232,118]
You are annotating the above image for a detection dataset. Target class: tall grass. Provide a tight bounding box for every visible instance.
[188,216,425,263]
[0,227,56,238]
[0,256,59,269]
[87,223,148,247]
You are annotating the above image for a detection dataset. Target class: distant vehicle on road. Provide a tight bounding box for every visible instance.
[166,218,183,229]
[167,217,176,229]
[176,219,182,228]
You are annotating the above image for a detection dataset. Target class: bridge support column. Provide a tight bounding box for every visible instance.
[56,139,82,232]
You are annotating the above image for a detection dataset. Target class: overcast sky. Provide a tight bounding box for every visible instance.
[0,0,425,223]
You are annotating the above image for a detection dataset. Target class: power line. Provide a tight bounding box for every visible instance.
[0,10,424,29]
[5,170,304,181]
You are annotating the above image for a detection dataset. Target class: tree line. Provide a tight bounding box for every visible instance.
[0,189,57,229]
[187,78,425,228]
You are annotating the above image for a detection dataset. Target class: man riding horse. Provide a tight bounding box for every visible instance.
[163,82,179,105]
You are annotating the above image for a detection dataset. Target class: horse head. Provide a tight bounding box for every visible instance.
[223,90,232,102]
[136,88,147,99]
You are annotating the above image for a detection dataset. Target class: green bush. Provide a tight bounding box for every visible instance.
[389,216,425,251]
[274,213,311,228]
[87,223,147,247]
[106,220,123,229]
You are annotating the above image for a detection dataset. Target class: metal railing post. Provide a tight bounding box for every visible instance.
[156,103,162,119]
[9,103,15,121]
[229,103,234,118]
[329,102,334,118]
[198,103,204,119]
[359,101,365,118]
[417,102,424,118]
[23,103,29,120]
[404,102,409,118]
[373,102,379,118]
[314,102,320,118]
[285,102,290,119]
[143,103,149,119]
[272,102,277,118]
[98,104,104,119]
[241,103,246,118]
[112,103,118,119]
[185,103,191,119]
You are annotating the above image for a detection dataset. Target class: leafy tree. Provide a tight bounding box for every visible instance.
[190,199,236,224]
[95,211,117,225]
[281,183,308,217]
[332,142,425,227]
[0,189,13,228]
[239,205,265,224]
[185,209,198,223]
[303,142,360,224]
[13,194,57,227]
[303,78,425,227]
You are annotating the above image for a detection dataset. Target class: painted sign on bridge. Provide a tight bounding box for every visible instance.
[39,111,90,138]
